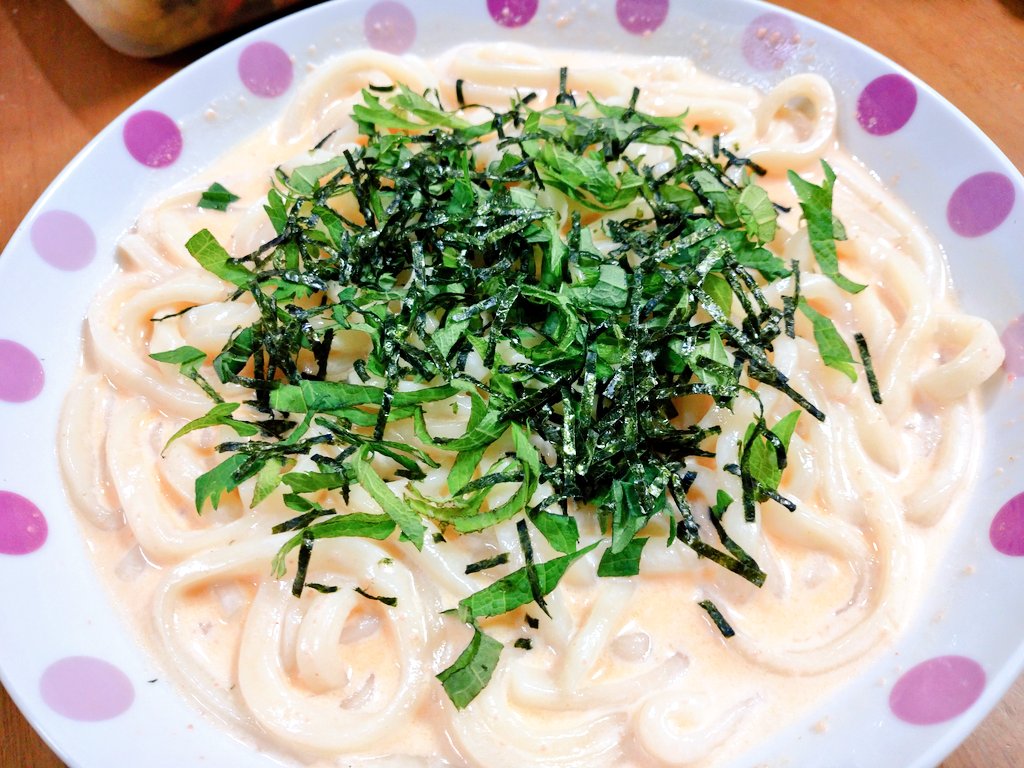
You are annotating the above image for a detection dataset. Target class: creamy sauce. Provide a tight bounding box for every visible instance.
[62,44,1003,767]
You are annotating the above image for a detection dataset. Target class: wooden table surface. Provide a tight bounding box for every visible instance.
[1,0,1022,766]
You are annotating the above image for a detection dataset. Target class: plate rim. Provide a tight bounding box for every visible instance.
[1,2,1022,767]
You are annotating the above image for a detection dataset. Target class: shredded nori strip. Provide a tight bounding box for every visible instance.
[306,582,339,594]
[465,553,511,574]
[517,519,550,618]
[354,587,398,607]
[698,599,735,638]
[855,332,883,405]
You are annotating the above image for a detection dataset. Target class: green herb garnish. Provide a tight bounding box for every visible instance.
[149,346,222,403]
[788,161,866,294]
[799,298,856,381]
[198,181,241,211]
[155,75,870,708]
[436,626,503,709]
[597,536,649,577]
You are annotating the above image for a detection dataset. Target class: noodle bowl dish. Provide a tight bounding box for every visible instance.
[0,2,1022,768]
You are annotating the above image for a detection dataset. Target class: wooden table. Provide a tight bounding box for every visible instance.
[1,1,1021,766]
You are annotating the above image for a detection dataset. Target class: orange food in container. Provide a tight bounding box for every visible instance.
[63,0,307,57]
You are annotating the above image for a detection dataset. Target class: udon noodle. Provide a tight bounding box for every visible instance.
[60,43,1004,767]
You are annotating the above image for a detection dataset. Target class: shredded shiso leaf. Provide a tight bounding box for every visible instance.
[152,74,875,708]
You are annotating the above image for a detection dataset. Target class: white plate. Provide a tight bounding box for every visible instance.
[1,1,1022,766]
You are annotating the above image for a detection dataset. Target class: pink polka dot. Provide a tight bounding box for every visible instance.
[1001,316,1024,379]
[364,1,416,54]
[857,74,918,136]
[0,492,48,555]
[487,0,538,27]
[947,172,1016,237]
[238,41,293,98]
[29,210,96,271]
[742,13,799,71]
[990,492,1024,555]
[890,655,985,725]
[122,110,182,168]
[40,657,134,721]
[616,0,669,35]
[0,339,44,403]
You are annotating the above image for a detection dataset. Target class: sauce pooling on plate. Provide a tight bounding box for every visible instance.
[60,43,1003,767]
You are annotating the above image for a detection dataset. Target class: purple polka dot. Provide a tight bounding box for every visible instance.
[1001,316,1024,379]
[487,0,538,27]
[0,340,44,403]
[890,656,985,725]
[364,1,416,54]
[40,657,134,721]
[991,492,1024,555]
[123,110,182,168]
[238,41,293,98]
[616,0,669,35]
[29,210,96,271]
[857,74,918,136]
[0,492,48,555]
[947,172,1016,237]
[742,13,799,71]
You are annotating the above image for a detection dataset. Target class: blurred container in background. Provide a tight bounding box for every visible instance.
[64,0,309,57]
